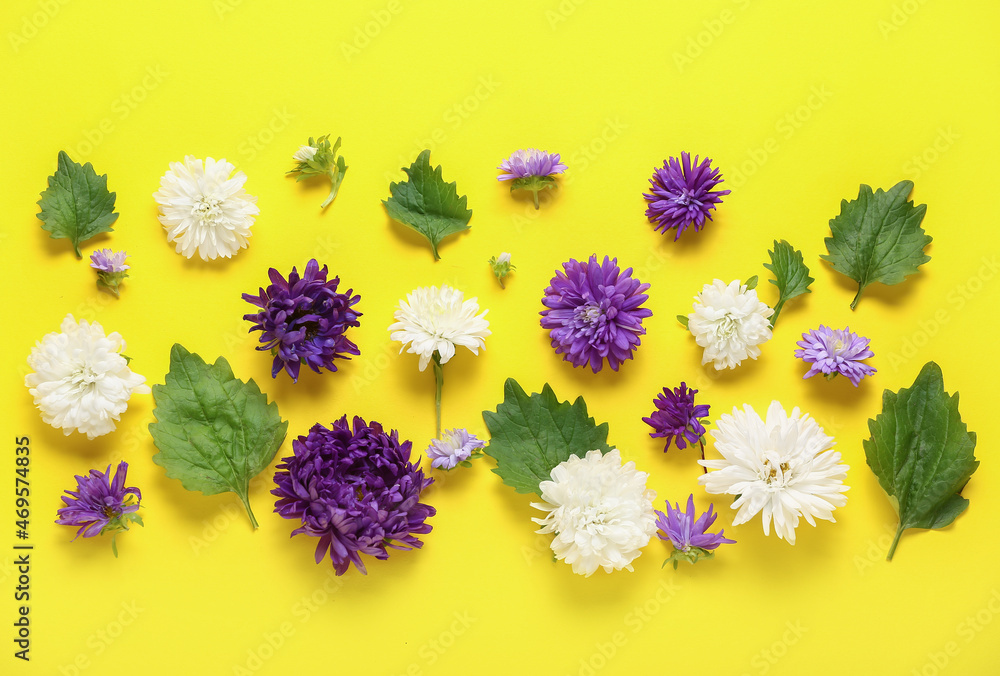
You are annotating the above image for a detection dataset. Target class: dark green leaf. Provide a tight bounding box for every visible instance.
[149,344,288,528]
[482,379,612,495]
[383,149,472,260]
[821,181,930,309]
[764,239,814,328]
[36,151,118,257]
[864,362,978,560]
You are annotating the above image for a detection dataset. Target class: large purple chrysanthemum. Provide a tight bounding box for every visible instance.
[56,461,143,553]
[272,416,435,576]
[643,152,731,240]
[243,259,361,382]
[642,383,710,452]
[794,325,876,387]
[540,255,652,372]
[656,495,735,569]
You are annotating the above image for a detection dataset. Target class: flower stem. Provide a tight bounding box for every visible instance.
[699,440,707,474]
[531,189,540,210]
[432,353,444,438]
[769,300,784,329]
[886,525,904,561]
[239,492,260,530]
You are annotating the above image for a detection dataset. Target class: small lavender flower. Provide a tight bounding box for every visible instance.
[89,249,130,297]
[488,252,515,289]
[272,416,435,575]
[497,148,567,209]
[642,383,710,452]
[55,461,143,557]
[243,259,361,383]
[656,495,735,569]
[795,325,876,387]
[540,255,652,373]
[426,428,486,470]
[643,152,731,240]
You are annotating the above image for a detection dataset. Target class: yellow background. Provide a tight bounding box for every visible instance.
[3,0,999,674]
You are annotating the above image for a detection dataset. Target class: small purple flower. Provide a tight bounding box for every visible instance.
[642,383,710,452]
[89,249,130,297]
[55,461,143,556]
[643,152,731,240]
[656,495,735,569]
[540,255,652,373]
[243,259,361,382]
[497,148,567,209]
[426,428,486,470]
[795,325,876,387]
[272,416,435,576]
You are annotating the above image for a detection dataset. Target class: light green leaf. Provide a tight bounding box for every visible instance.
[149,344,288,528]
[36,151,119,257]
[821,181,930,310]
[676,315,689,328]
[482,379,612,495]
[864,362,978,561]
[764,239,814,327]
[744,275,758,290]
[383,149,472,260]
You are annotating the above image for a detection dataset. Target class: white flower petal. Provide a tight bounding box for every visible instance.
[387,285,490,372]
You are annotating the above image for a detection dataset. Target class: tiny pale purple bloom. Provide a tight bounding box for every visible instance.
[426,428,485,470]
[643,152,730,240]
[56,461,142,555]
[540,255,652,373]
[497,148,566,181]
[795,325,876,387]
[642,383,710,452]
[89,249,130,273]
[656,495,734,569]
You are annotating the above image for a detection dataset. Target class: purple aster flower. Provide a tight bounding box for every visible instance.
[656,494,735,569]
[89,249,130,297]
[642,383,710,452]
[795,325,876,387]
[272,416,435,576]
[55,461,143,556]
[643,152,731,240]
[426,428,486,470]
[497,148,567,209]
[243,259,361,382]
[540,255,652,372]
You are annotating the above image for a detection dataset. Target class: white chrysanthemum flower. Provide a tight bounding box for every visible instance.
[388,285,491,371]
[688,279,774,370]
[25,315,150,439]
[532,449,658,577]
[153,156,259,261]
[699,401,849,544]
[293,145,317,162]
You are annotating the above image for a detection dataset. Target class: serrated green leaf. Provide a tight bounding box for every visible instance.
[482,379,612,495]
[149,344,288,529]
[821,181,930,310]
[383,149,472,260]
[764,239,814,328]
[863,361,978,561]
[36,151,119,257]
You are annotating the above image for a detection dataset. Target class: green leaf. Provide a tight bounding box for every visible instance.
[764,239,814,328]
[149,344,288,529]
[821,181,930,310]
[863,362,978,561]
[744,275,758,290]
[383,149,472,260]
[36,151,119,257]
[482,379,612,495]
[676,315,689,328]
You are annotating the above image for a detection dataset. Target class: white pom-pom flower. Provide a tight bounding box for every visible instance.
[293,145,317,163]
[153,156,259,261]
[25,315,150,439]
[388,285,491,371]
[532,449,657,577]
[687,279,774,370]
[699,401,849,544]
